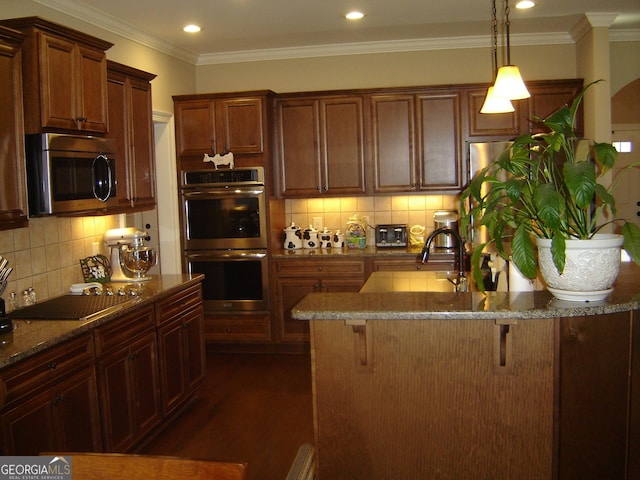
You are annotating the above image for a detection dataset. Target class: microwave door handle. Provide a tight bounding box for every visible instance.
[92,154,112,202]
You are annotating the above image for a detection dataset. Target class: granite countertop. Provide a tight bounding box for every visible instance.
[292,262,640,321]
[0,274,203,370]
[271,245,455,261]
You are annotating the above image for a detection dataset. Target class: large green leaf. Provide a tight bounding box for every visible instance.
[511,224,537,279]
[563,161,596,209]
[533,183,565,231]
[622,222,640,265]
[550,234,566,274]
[592,142,618,171]
[470,243,489,291]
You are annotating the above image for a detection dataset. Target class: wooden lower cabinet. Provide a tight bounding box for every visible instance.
[157,290,206,416]
[0,334,101,455]
[204,312,272,343]
[309,310,640,479]
[0,281,206,455]
[95,304,161,452]
[272,259,367,343]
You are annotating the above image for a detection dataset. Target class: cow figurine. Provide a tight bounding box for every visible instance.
[203,152,235,169]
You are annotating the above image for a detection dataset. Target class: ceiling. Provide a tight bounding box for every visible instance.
[34,0,640,64]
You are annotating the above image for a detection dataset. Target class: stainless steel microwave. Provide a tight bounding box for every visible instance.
[25,133,118,215]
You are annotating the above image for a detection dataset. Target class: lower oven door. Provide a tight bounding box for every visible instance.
[185,250,269,312]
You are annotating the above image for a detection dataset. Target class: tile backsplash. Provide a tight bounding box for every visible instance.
[285,194,459,245]
[0,215,121,305]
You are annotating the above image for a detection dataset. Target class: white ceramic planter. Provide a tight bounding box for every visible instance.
[536,234,623,302]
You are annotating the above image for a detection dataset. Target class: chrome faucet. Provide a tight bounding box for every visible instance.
[421,227,468,291]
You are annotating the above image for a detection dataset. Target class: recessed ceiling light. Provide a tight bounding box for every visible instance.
[515,1,535,9]
[183,24,201,33]
[345,11,365,20]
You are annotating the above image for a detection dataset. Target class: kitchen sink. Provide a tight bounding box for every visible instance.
[8,294,136,321]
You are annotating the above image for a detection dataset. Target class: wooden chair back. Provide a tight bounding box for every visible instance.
[43,453,247,480]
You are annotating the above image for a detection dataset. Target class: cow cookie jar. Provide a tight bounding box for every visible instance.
[283,223,303,250]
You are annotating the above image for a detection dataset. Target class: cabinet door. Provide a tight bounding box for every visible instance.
[0,29,28,230]
[417,92,463,190]
[127,76,156,207]
[76,44,109,133]
[97,332,161,452]
[370,94,416,193]
[320,97,366,195]
[38,33,77,131]
[275,98,322,196]
[0,366,101,455]
[557,312,633,480]
[175,100,216,157]
[38,33,107,133]
[157,304,205,417]
[274,277,317,342]
[524,80,583,134]
[467,88,523,138]
[217,97,264,154]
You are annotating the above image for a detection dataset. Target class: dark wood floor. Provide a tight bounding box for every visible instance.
[142,352,314,480]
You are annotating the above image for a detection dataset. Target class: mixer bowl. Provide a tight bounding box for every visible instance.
[122,246,156,281]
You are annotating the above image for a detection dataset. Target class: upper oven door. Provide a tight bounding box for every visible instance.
[181,184,267,250]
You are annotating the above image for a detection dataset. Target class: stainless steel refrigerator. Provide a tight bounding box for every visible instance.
[466,141,513,249]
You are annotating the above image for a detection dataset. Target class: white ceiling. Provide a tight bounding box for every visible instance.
[34,0,640,64]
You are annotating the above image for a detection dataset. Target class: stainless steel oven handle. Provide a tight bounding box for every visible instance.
[92,154,113,202]
[181,187,265,198]
[186,251,267,260]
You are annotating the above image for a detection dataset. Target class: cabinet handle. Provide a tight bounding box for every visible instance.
[317,266,323,271]
[52,394,65,406]
[47,362,57,370]
[75,116,88,122]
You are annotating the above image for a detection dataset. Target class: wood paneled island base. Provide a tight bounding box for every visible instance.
[293,264,640,480]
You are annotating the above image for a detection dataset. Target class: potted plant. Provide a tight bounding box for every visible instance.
[460,80,640,300]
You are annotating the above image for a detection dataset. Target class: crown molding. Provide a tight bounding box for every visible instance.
[34,0,199,63]
[34,0,637,67]
[196,32,573,65]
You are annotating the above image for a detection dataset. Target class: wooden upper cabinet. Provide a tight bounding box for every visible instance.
[466,79,584,139]
[275,95,365,197]
[0,26,28,231]
[467,88,524,138]
[417,91,463,191]
[0,17,112,134]
[370,94,416,193]
[106,61,157,211]
[174,94,268,159]
[524,79,584,135]
[371,90,462,193]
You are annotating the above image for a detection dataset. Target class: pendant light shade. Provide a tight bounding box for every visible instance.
[480,86,515,113]
[493,65,530,100]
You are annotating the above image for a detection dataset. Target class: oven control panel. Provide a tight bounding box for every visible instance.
[182,167,264,186]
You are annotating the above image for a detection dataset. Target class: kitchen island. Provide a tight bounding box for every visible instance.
[292,263,640,480]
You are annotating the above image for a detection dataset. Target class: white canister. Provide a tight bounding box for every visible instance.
[283,223,303,250]
[332,230,345,249]
[303,225,319,249]
[318,228,333,248]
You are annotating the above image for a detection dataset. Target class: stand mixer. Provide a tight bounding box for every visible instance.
[104,227,156,282]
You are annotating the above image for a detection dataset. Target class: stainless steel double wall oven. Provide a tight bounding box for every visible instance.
[180,167,269,312]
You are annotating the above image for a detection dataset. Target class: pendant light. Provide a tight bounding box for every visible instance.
[492,0,530,100]
[481,0,514,113]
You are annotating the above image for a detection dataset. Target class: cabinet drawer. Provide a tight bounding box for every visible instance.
[275,260,366,277]
[0,334,94,406]
[155,285,203,326]
[373,258,455,271]
[204,313,271,342]
[93,304,155,356]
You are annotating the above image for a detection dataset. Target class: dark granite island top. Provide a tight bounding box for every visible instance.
[292,262,640,321]
[0,274,204,370]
